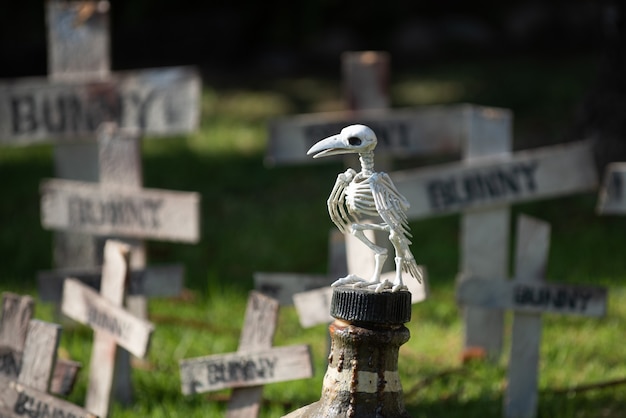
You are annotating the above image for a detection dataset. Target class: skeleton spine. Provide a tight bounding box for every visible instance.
[359,152,374,175]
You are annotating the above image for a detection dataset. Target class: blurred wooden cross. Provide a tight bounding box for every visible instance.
[61,240,155,418]
[457,215,608,418]
[0,319,96,418]
[0,292,80,396]
[180,291,313,418]
[39,123,198,320]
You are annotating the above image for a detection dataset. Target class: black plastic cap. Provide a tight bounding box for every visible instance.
[330,287,412,325]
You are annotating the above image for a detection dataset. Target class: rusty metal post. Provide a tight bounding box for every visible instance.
[284,287,412,417]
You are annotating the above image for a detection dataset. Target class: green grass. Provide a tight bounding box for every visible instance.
[3,53,626,417]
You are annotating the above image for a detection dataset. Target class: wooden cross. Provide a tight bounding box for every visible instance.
[394,138,597,360]
[61,240,155,418]
[0,1,200,270]
[457,215,608,418]
[180,291,313,417]
[0,319,96,418]
[0,292,80,397]
[40,123,200,244]
[39,123,200,318]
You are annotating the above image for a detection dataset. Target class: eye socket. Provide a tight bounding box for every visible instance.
[348,136,362,146]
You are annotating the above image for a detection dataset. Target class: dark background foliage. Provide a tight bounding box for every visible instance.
[0,1,613,78]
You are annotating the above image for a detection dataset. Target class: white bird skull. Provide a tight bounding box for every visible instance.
[307,124,378,158]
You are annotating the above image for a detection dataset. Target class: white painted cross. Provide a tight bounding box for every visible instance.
[0,1,201,270]
[0,319,96,418]
[61,240,155,418]
[179,291,313,416]
[39,122,199,332]
[0,292,80,397]
[457,215,608,418]
[40,124,201,244]
[392,139,597,360]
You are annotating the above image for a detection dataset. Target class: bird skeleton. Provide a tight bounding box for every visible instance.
[307,124,422,292]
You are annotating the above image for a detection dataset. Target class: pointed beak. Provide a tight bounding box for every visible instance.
[307,134,348,159]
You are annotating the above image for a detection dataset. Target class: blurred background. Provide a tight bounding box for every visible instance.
[0,1,615,76]
[3,0,624,163]
[2,1,626,416]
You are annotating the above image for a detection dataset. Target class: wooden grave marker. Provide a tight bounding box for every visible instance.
[0,292,80,397]
[0,1,201,270]
[61,240,155,418]
[0,319,96,418]
[39,123,197,406]
[393,139,597,360]
[40,131,201,244]
[39,123,199,318]
[227,292,279,418]
[180,291,313,416]
[457,215,608,418]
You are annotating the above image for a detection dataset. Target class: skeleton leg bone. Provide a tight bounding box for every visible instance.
[389,230,409,292]
[332,223,392,291]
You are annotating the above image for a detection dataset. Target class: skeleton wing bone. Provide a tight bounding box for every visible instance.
[327,168,356,233]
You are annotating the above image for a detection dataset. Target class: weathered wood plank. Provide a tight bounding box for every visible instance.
[40,178,200,243]
[47,1,110,81]
[61,279,154,358]
[226,292,280,418]
[18,320,61,393]
[254,273,331,306]
[38,264,184,302]
[97,123,148,344]
[237,292,279,352]
[0,293,79,397]
[597,162,626,214]
[266,104,488,166]
[50,358,81,397]
[47,0,112,270]
[293,287,335,328]
[392,140,598,220]
[457,278,607,317]
[459,105,512,362]
[0,66,201,145]
[342,51,389,111]
[0,294,34,352]
[81,240,129,418]
[180,345,313,395]
[0,375,97,418]
[506,215,550,418]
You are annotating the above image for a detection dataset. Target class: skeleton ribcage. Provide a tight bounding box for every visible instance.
[345,178,379,219]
